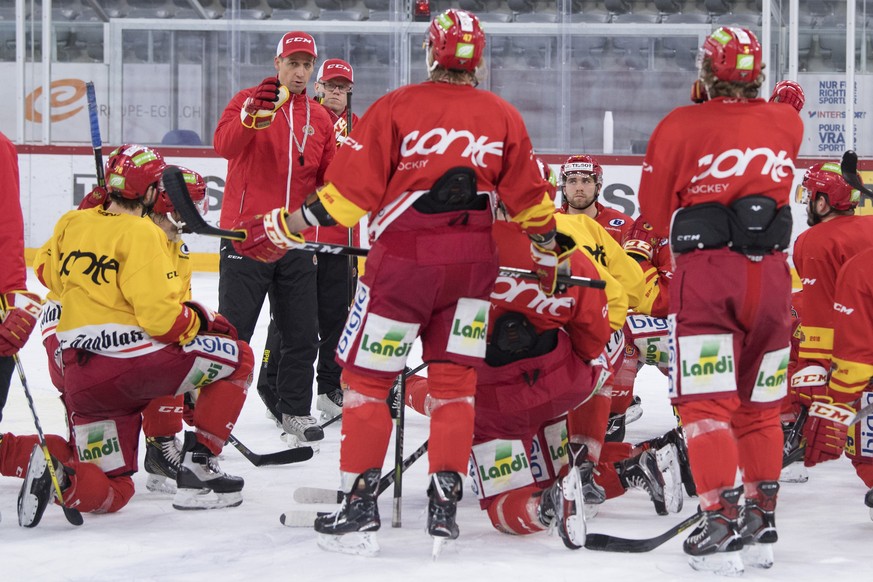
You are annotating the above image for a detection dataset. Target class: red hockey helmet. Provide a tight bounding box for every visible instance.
[701,27,762,83]
[800,162,861,211]
[154,166,208,216]
[105,144,165,200]
[427,9,485,72]
[561,154,603,188]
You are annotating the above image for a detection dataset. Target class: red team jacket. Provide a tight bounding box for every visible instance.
[490,221,611,362]
[215,88,335,229]
[830,248,873,398]
[793,214,873,368]
[0,132,25,294]
[320,81,556,241]
[638,97,803,239]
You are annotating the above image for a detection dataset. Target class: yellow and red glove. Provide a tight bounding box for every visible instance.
[0,291,43,356]
[78,186,108,210]
[240,77,289,130]
[802,390,858,467]
[185,301,238,340]
[530,232,577,296]
[233,208,308,263]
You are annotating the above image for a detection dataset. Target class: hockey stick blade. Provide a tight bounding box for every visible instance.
[279,509,325,527]
[160,170,605,290]
[227,434,313,467]
[584,511,702,553]
[840,150,873,197]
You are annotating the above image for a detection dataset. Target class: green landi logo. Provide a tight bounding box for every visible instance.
[682,340,734,378]
[78,428,120,462]
[756,353,789,388]
[361,327,413,358]
[452,307,487,341]
[548,426,569,461]
[480,442,528,481]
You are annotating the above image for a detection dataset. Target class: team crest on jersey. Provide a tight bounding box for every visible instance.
[353,314,419,372]
[446,298,489,358]
[608,218,626,227]
[750,347,790,403]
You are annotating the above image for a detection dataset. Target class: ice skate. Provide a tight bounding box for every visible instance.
[684,487,744,577]
[640,427,697,497]
[625,395,643,424]
[173,432,243,510]
[281,414,324,449]
[539,442,588,549]
[655,443,684,513]
[427,471,463,560]
[144,436,182,494]
[739,481,778,568]
[617,448,670,515]
[316,389,343,423]
[17,444,66,528]
[314,468,381,557]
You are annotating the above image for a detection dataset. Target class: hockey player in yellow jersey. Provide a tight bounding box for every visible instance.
[13,146,253,526]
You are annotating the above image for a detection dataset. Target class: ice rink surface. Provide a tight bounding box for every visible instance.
[1,271,870,581]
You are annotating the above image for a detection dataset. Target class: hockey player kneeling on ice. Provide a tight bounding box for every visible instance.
[17,145,253,523]
[638,27,803,576]
[232,9,569,556]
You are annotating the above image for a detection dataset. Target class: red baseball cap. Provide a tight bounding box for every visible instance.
[317,59,354,84]
[277,31,317,59]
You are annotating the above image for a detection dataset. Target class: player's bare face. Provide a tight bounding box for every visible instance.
[564,174,598,212]
[276,54,315,95]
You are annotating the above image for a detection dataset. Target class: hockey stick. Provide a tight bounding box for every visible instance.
[85,81,104,188]
[345,91,356,308]
[840,150,872,197]
[288,440,429,507]
[226,434,313,467]
[588,399,873,553]
[585,510,702,553]
[161,166,606,290]
[10,353,83,526]
[392,365,407,528]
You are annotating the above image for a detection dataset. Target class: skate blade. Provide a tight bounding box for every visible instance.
[432,536,452,561]
[688,551,744,577]
[145,474,177,495]
[742,543,774,569]
[172,488,242,510]
[18,449,49,528]
[316,532,379,557]
[779,463,809,483]
[655,445,684,514]
[561,471,587,548]
[625,403,643,425]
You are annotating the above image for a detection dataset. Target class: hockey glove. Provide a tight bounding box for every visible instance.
[233,208,308,263]
[789,364,829,408]
[769,80,805,113]
[0,291,43,356]
[623,219,661,262]
[690,79,709,104]
[240,77,290,130]
[803,393,858,467]
[78,186,108,210]
[184,301,238,340]
[530,232,577,296]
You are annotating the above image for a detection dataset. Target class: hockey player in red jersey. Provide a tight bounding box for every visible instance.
[558,154,631,244]
[638,27,802,575]
[8,146,253,526]
[403,201,611,549]
[790,162,873,492]
[827,248,873,518]
[232,9,569,556]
